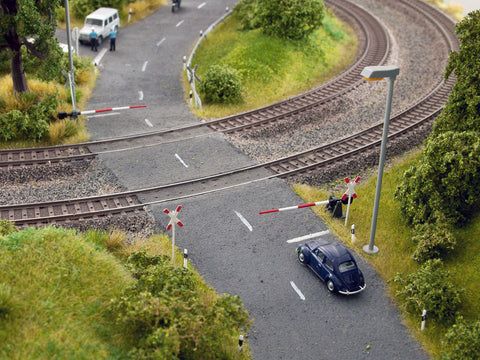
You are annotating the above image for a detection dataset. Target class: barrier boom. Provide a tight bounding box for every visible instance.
[259,200,329,214]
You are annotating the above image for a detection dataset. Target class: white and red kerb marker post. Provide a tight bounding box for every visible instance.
[342,176,360,227]
[164,205,184,264]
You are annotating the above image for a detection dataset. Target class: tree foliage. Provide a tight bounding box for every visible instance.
[112,250,251,359]
[257,0,325,40]
[396,11,480,228]
[395,131,480,226]
[431,10,480,136]
[0,0,63,92]
[234,0,325,41]
[392,259,463,324]
[441,316,480,360]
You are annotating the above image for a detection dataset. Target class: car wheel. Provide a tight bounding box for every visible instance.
[327,279,335,293]
[297,251,306,264]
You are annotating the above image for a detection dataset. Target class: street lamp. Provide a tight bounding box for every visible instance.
[361,65,400,254]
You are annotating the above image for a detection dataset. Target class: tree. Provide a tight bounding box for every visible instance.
[0,0,62,93]
[257,0,325,41]
[431,10,480,135]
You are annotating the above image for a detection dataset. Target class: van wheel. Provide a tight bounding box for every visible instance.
[97,36,103,45]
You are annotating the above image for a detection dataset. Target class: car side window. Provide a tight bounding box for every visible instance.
[109,16,113,23]
[314,249,325,262]
[104,19,108,26]
[324,257,334,270]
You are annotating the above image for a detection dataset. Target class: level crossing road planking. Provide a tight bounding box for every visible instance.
[78,0,431,358]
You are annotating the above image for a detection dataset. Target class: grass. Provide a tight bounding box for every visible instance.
[292,148,480,357]
[0,226,251,359]
[188,10,358,119]
[57,0,168,29]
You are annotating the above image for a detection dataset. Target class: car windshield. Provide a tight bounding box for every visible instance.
[86,18,103,27]
[338,261,356,273]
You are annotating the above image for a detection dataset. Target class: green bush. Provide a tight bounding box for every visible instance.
[257,0,325,40]
[0,283,13,319]
[412,218,456,263]
[392,259,463,324]
[199,64,243,104]
[233,0,260,30]
[441,316,480,360]
[431,11,480,136]
[112,250,251,360]
[395,131,480,226]
[0,220,18,236]
[0,93,57,142]
[0,110,28,142]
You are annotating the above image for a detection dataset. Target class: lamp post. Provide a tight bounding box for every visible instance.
[361,65,400,254]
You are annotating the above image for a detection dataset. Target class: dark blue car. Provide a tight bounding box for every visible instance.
[296,240,366,295]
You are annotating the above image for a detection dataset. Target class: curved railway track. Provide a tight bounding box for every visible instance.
[0,0,388,168]
[0,0,459,228]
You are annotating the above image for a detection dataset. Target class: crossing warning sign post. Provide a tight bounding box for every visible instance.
[342,176,360,227]
[164,205,184,264]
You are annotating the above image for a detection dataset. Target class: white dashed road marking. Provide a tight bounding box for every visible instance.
[175,153,189,168]
[286,230,330,244]
[157,37,166,46]
[235,211,253,232]
[176,20,184,27]
[198,2,206,8]
[145,119,153,127]
[290,281,306,300]
[142,61,148,72]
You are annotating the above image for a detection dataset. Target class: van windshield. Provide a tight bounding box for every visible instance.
[85,18,103,27]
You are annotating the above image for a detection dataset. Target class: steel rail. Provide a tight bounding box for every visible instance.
[0,0,389,168]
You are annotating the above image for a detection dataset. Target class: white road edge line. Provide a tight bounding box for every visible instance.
[286,230,330,244]
[175,153,189,168]
[234,211,253,232]
[145,119,153,127]
[176,20,184,27]
[156,37,166,46]
[290,281,306,301]
[198,2,206,8]
[142,61,148,72]
[92,48,108,66]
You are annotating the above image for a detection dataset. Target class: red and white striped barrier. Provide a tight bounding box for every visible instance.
[259,200,329,214]
[80,105,147,115]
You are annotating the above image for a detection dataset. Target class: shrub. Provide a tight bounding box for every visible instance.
[112,250,251,359]
[441,316,480,360]
[392,259,463,324]
[395,131,480,226]
[0,283,13,318]
[412,218,456,263]
[199,64,243,104]
[0,220,18,236]
[233,0,260,30]
[257,0,325,41]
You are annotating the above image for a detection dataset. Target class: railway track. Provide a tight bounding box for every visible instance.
[0,0,459,228]
[0,0,388,168]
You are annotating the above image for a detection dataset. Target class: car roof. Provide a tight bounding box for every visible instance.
[86,7,118,18]
[307,241,354,265]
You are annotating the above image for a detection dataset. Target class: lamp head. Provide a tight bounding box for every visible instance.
[361,65,400,81]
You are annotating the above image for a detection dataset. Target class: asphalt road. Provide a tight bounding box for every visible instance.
[65,0,431,358]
